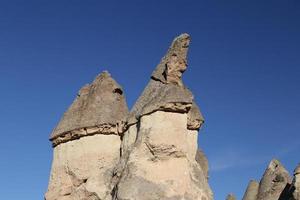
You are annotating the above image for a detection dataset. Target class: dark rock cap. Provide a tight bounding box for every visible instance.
[151,33,190,83]
[50,71,129,140]
[128,33,204,129]
[257,159,291,200]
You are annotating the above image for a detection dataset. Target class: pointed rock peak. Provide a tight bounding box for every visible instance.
[151,33,191,86]
[50,71,129,143]
[294,164,300,175]
[226,193,236,200]
[249,179,259,184]
[242,180,259,200]
[128,34,195,125]
[257,159,291,200]
[267,159,288,172]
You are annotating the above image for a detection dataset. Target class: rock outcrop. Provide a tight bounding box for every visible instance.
[257,159,291,200]
[45,72,129,200]
[242,180,259,200]
[241,160,300,200]
[45,34,212,200]
[113,33,212,200]
[293,164,300,200]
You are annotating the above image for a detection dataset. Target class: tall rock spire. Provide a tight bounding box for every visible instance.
[114,34,212,200]
[45,71,129,200]
[46,34,211,200]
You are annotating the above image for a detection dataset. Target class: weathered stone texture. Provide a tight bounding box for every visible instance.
[45,134,121,200]
[46,34,212,200]
[256,159,291,200]
[195,148,209,180]
[50,71,129,145]
[293,164,300,200]
[128,33,204,132]
[242,180,259,200]
[115,111,213,200]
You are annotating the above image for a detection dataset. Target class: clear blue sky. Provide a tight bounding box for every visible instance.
[0,1,299,199]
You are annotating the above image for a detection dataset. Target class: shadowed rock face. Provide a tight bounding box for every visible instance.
[256,159,291,200]
[242,180,259,200]
[50,71,129,146]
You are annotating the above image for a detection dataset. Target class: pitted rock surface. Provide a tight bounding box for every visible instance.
[50,71,129,143]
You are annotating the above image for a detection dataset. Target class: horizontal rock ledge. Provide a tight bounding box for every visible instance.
[51,122,126,147]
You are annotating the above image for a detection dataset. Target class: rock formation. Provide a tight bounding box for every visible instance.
[257,159,291,200]
[241,160,300,200]
[45,34,212,200]
[45,72,129,200]
[242,180,259,200]
[293,164,300,200]
[112,33,212,200]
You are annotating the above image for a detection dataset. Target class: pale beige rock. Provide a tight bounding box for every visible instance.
[195,148,209,180]
[257,159,291,200]
[186,130,198,161]
[242,180,259,200]
[115,111,213,200]
[293,164,300,200]
[46,33,212,200]
[45,134,121,200]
